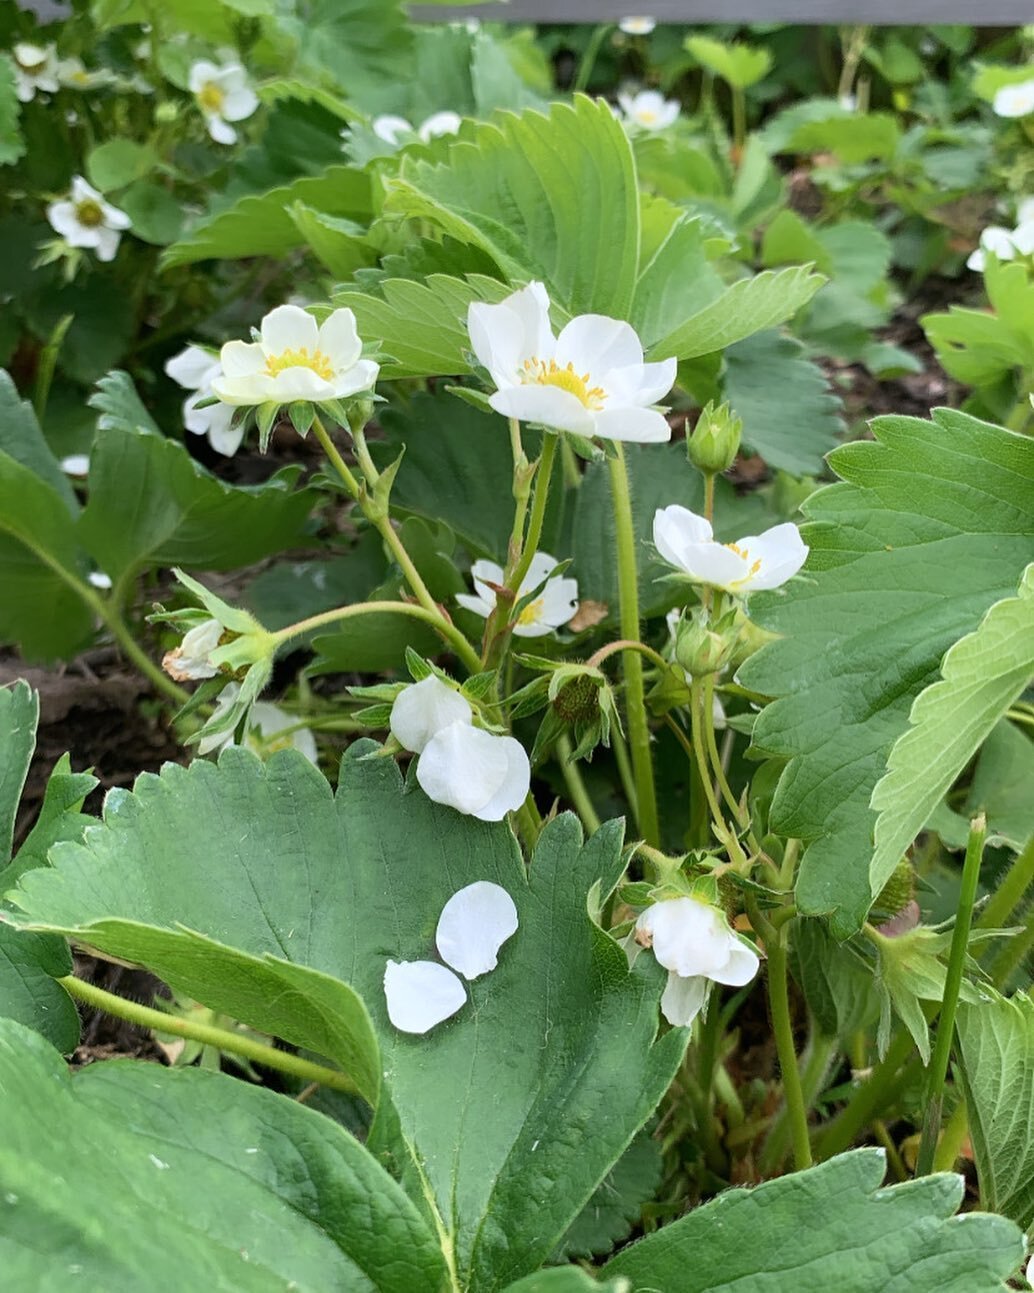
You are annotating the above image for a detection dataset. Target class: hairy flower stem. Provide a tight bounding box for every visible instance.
[573,22,611,93]
[58,974,360,1096]
[557,735,601,834]
[608,445,660,846]
[976,831,1034,935]
[271,600,477,668]
[759,1025,836,1173]
[916,814,985,1176]
[758,910,813,1170]
[310,415,481,675]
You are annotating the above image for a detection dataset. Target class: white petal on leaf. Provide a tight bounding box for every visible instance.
[383,960,466,1034]
[436,881,519,979]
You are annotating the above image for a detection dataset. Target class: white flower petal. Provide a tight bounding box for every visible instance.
[207,115,238,146]
[211,373,277,407]
[637,898,733,979]
[99,200,132,231]
[384,960,466,1034]
[468,283,553,383]
[711,938,761,987]
[390,676,472,754]
[88,571,113,590]
[418,723,510,816]
[609,356,677,407]
[205,409,246,456]
[456,592,494,619]
[489,384,596,435]
[268,367,337,403]
[221,86,258,122]
[966,249,986,272]
[219,339,266,380]
[94,227,122,262]
[619,17,656,34]
[1011,220,1034,256]
[418,110,463,141]
[188,60,221,93]
[436,880,519,979]
[470,558,505,607]
[330,358,380,399]
[652,505,714,567]
[981,226,1017,259]
[166,345,217,391]
[46,201,80,239]
[591,405,672,444]
[555,314,644,377]
[470,735,530,821]
[261,304,319,357]
[660,972,708,1027]
[71,175,102,204]
[248,701,318,764]
[318,307,363,368]
[993,80,1034,118]
[373,114,413,145]
[60,454,90,477]
[738,522,808,592]
[519,551,560,593]
[536,576,579,629]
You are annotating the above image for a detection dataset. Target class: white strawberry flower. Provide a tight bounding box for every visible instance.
[967,220,1034,272]
[162,618,222,682]
[384,880,519,1033]
[389,675,472,753]
[653,504,808,595]
[636,896,759,1027]
[371,110,462,147]
[618,89,680,131]
[197,682,318,763]
[1018,197,1034,226]
[59,454,90,477]
[12,42,59,101]
[57,56,116,90]
[212,304,379,408]
[619,17,657,35]
[468,282,676,443]
[46,176,131,263]
[165,345,242,456]
[457,552,578,637]
[993,79,1034,119]
[188,60,258,145]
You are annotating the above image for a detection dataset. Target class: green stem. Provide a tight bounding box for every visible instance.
[731,86,746,155]
[916,814,985,1176]
[687,688,725,835]
[976,831,1034,934]
[760,1027,836,1172]
[610,722,639,821]
[271,599,476,667]
[989,899,1034,988]
[608,445,659,846]
[508,433,558,596]
[763,918,813,1170]
[815,1033,920,1163]
[557,736,601,834]
[933,1099,969,1173]
[58,974,359,1096]
[702,674,749,832]
[573,22,611,93]
[586,638,670,673]
[515,795,542,853]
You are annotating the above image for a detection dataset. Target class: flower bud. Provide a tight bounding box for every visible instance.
[873,858,916,917]
[552,672,600,724]
[687,401,742,476]
[673,608,736,677]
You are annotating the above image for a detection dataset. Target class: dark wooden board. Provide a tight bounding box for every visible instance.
[412,1,1028,25]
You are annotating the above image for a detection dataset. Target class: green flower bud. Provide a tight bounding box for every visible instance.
[673,607,736,677]
[552,672,601,724]
[687,401,742,476]
[874,858,916,917]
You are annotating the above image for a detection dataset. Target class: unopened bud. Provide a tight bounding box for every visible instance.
[674,608,736,677]
[552,673,601,724]
[874,858,916,917]
[687,401,742,476]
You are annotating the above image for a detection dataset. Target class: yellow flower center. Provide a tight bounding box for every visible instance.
[521,358,606,410]
[198,82,225,114]
[75,199,105,228]
[264,347,334,380]
[638,109,657,124]
[516,597,544,627]
[724,541,762,584]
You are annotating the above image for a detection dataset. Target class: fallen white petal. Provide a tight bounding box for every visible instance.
[383,960,466,1034]
[436,881,519,979]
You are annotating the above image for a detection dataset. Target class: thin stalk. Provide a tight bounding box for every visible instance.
[610,722,638,822]
[759,1027,836,1172]
[989,900,1034,987]
[916,814,985,1176]
[686,690,725,835]
[270,599,475,667]
[59,974,359,1096]
[557,735,601,834]
[761,913,813,1169]
[976,831,1034,934]
[515,795,542,853]
[702,674,749,831]
[731,86,746,156]
[573,22,611,93]
[587,638,670,673]
[508,433,557,596]
[608,446,659,845]
[872,1120,908,1181]
[97,600,189,706]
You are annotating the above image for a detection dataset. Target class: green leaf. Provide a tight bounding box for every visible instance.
[647,266,824,362]
[0,371,79,512]
[385,95,640,319]
[603,1148,1023,1291]
[957,989,1034,1231]
[685,35,772,89]
[792,918,879,1039]
[504,1272,627,1293]
[287,204,375,279]
[117,180,184,245]
[7,748,686,1289]
[77,425,318,584]
[89,369,162,437]
[0,681,36,864]
[723,330,843,476]
[923,259,1034,390]
[9,752,98,883]
[0,55,25,167]
[740,409,1034,937]
[0,1019,448,1291]
[787,112,902,163]
[160,166,372,268]
[85,139,156,191]
[554,1134,662,1261]
[629,208,725,353]
[870,564,1034,897]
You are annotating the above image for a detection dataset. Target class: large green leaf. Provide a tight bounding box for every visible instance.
[603,1148,1022,1292]
[0,1020,448,1292]
[77,425,318,584]
[957,990,1034,1231]
[740,408,1034,937]
[0,681,36,863]
[6,747,685,1291]
[923,258,1034,390]
[385,95,640,320]
[160,166,372,268]
[870,564,1034,895]
[0,56,25,167]
[722,329,843,476]
[0,372,79,512]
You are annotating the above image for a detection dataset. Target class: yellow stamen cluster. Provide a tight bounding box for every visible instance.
[521,358,606,410]
[75,200,104,229]
[638,110,658,124]
[724,541,762,584]
[264,347,334,380]
[516,597,544,627]
[198,82,226,114]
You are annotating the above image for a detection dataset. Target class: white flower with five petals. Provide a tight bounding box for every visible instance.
[618,89,680,130]
[46,176,131,263]
[966,220,1034,272]
[653,505,808,595]
[457,552,578,637]
[383,880,519,1034]
[993,79,1034,119]
[468,282,676,443]
[619,17,657,35]
[188,60,258,145]
[212,305,379,408]
[12,43,58,101]
[165,346,243,456]
[636,896,759,1027]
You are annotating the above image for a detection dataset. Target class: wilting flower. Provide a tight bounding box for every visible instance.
[993,79,1034,119]
[618,89,680,130]
[457,552,578,637]
[966,220,1034,272]
[212,305,379,408]
[384,880,519,1034]
[390,676,531,821]
[636,896,759,1027]
[653,505,808,595]
[188,60,258,145]
[198,683,318,763]
[372,110,462,147]
[12,43,58,101]
[165,346,242,456]
[46,176,131,263]
[162,618,222,682]
[468,282,676,443]
[619,17,656,34]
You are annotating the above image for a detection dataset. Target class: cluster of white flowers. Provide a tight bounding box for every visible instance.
[390,676,530,822]
[371,111,463,147]
[618,89,680,131]
[188,60,258,145]
[653,504,808,596]
[46,176,131,263]
[12,42,59,101]
[457,552,578,637]
[967,206,1034,272]
[993,79,1034,119]
[384,880,518,1034]
[468,282,676,443]
[635,896,759,1027]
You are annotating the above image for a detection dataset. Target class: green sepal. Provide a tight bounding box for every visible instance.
[256,401,281,452]
[353,703,394,729]
[404,647,434,682]
[460,670,499,702]
[445,384,495,414]
[288,401,315,437]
